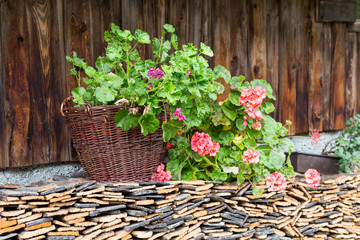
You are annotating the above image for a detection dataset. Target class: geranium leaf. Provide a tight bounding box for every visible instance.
[213,65,231,83]
[162,120,182,142]
[269,151,286,169]
[199,42,214,57]
[210,169,227,181]
[229,90,241,106]
[114,109,139,131]
[163,24,175,33]
[252,186,264,197]
[134,29,150,44]
[71,87,86,106]
[212,109,231,126]
[139,113,159,135]
[95,86,117,104]
[219,131,234,145]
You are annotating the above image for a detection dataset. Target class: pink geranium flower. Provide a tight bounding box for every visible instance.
[304,168,321,188]
[266,172,287,191]
[239,86,266,129]
[147,67,164,79]
[191,132,220,157]
[173,108,186,122]
[242,149,260,164]
[151,163,172,181]
[309,129,323,145]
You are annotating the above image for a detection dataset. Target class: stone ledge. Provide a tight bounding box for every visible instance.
[0,174,359,239]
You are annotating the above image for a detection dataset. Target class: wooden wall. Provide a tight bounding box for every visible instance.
[0,0,359,168]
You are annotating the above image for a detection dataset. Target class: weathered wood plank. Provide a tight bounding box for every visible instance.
[265,0,280,119]
[308,0,324,130]
[1,0,32,167]
[212,0,231,102]
[278,0,297,134]
[329,23,346,130]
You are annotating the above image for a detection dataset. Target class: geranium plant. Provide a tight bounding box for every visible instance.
[66,23,295,193]
[322,114,360,173]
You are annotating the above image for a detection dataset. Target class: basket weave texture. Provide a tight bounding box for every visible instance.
[61,97,166,182]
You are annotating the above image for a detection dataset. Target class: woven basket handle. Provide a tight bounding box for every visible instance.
[60,96,92,117]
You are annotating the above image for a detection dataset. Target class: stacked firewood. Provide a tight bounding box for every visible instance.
[0,174,359,240]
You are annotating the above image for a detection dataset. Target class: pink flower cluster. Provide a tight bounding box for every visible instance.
[173,108,186,121]
[239,86,266,129]
[151,163,172,181]
[187,69,192,76]
[147,67,164,79]
[191,132,220,157]
[304,168,321,188]
[309,129,323,145]
[266,172,287,191]
[242,149,260,164]
[166,142,172,150]
[354,165,358,174]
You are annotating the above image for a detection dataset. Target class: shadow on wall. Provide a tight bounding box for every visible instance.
[0,162,83,186]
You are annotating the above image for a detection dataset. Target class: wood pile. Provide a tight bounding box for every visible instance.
[0,174,359,239]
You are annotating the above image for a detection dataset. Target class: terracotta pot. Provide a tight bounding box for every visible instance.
[289,152,340,174]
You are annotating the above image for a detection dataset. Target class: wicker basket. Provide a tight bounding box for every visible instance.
[60,96,166,182]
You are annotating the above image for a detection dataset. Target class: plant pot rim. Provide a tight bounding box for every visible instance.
[290,152,340,159]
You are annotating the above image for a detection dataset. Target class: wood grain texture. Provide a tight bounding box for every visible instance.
[345,32,357,121]
[278,0,297,134]
[0,0,8,168]
[212,0,231,102]
[330,23,346,129]
[308,0,324,130]
[2,0,32,167]
[265,0,279,119]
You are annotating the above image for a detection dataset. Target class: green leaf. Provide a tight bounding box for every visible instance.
[229,90,241,106]
[153,38,161,53]
[134,29,150,44]
[214,81,225,94]
[95,56,113,73]
[262,101,275,114]
[139,113,159,136]
[252,186,264,197]
[210,169,227,181]
[213,65,231,83]
[170,33,178,50]
[70,68,77,76]
[237,173,245,185]
[95,86,117,104]
[199,42,214,57]
[229,76,245,90]
[71,87,86,106]
[84,66,96,78]
[163,24,175,33]
[219,131,235,145]
[114,109,139,131]
[212,109,231,126]
[269,151,286,169]
[166,159,186,181]
[233,135,246,150]
[106,44,123,61]
[235,118,246,131]
[221,101,237,121]
[162,120,183,142]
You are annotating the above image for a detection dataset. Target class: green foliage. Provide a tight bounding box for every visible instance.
[327,114,360,173]
[67,23,294,193]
